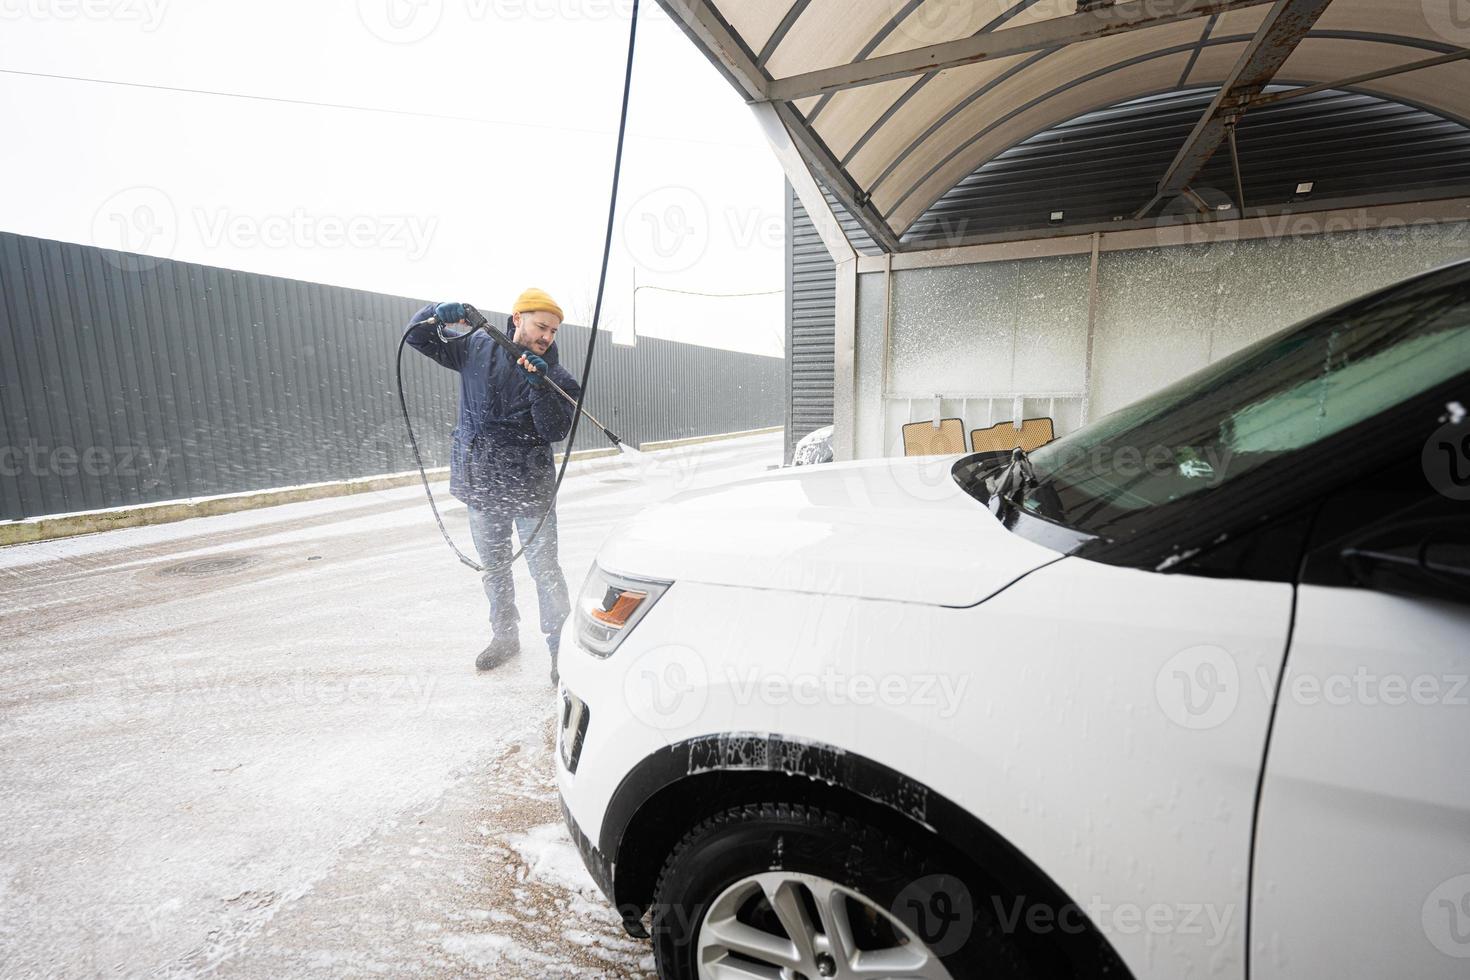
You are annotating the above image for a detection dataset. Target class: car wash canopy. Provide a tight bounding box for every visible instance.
[658,0,1470,252]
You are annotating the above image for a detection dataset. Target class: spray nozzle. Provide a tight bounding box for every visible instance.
[461,303,491,333]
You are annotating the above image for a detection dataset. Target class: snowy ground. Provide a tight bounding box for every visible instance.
[0,432,784,979]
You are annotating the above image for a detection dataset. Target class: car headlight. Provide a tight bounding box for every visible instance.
[574,564,671,657]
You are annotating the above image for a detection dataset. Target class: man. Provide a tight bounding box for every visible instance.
[403,288,581,681]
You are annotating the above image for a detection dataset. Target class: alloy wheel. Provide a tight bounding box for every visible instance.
[695,870,955,980]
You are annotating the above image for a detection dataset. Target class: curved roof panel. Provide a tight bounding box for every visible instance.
[902,86,1470,246]
[658,0,1470,251]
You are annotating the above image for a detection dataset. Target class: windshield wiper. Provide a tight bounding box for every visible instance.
[986,447,1038,515]
[984,446,1074,525]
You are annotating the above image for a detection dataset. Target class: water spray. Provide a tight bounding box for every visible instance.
[420,305,637,455]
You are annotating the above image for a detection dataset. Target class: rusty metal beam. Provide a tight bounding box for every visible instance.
[1135,0,1336,218]
[768,101,903,253]
[1246,49,1470,109]
[765,0,1276,103]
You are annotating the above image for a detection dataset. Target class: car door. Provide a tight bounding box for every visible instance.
[1251,447,1470,978]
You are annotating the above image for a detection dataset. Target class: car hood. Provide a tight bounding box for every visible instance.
[597,456,1064,607]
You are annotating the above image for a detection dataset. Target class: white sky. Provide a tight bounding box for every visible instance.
[0,0,787,356]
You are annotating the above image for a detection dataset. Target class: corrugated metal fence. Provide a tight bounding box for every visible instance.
[785,182,835,461]
[784,179,877,461]
[0,232,783,521]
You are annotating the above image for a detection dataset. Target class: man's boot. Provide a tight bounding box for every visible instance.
[476,632,520,672]
[547,631,561,687]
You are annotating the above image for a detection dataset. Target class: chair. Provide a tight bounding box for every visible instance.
[901,418,967,456]
[970,417,1056,454]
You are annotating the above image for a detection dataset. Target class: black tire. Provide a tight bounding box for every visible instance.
[650,802,1039,980]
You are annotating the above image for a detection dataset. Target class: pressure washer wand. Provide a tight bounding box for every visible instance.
[430,306,629,449]
[537,374,624,448]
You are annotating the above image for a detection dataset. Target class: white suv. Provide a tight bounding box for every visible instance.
[557,261,1470,980]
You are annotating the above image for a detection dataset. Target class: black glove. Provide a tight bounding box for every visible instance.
[519,353,548,386]
[434,301,466,324]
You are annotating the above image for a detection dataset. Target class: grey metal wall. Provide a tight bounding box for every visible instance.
[0,232,783,521]
[784,178,881,460]
[785,181,836,461]
[904,86,1470,248]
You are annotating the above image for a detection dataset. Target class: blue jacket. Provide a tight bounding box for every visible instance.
[404,302,582,517]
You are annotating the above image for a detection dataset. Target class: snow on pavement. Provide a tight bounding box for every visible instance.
[0,432,782,978]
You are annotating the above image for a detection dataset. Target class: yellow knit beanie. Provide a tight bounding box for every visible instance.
[512,287,564,321]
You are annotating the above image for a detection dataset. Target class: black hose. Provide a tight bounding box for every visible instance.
[396,328,483,571]
[395,0,640,574]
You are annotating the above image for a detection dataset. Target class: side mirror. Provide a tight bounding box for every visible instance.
[1341,518,1470,607]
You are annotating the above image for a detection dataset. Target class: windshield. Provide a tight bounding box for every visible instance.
[958,262,1470,540]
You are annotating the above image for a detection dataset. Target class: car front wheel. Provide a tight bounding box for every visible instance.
[650,803,1029,980]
